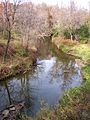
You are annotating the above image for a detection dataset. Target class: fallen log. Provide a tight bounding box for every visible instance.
[0,102,24,120]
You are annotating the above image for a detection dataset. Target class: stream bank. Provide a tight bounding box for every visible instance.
[0,37,89,120]
[33,38,90,120]
[0,42,39,81]
[0,57,35,81]
[0,40,83,120]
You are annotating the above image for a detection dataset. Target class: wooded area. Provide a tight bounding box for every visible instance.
[0,0,89,61]
[0,0,90,120]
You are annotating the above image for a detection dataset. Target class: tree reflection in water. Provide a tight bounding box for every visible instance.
[0,42,82,117]
[0,72,35,111]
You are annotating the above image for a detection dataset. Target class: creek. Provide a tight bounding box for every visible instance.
[0,42,82,117]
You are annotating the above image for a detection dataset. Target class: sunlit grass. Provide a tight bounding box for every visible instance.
[73,44,90,62]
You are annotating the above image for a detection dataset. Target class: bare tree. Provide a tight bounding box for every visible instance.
[16,2,38,48]
[47,6,53,40]
[2,0,20,62]
[47,1,88,40]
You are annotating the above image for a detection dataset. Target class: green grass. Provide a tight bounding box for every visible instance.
[60,43,90,62]
[73,44,90,62]
[60,44,74,53]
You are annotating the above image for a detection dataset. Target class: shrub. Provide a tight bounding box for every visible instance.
[76,24,89,40]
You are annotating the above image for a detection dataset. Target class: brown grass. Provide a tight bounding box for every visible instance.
[52,37,79,47]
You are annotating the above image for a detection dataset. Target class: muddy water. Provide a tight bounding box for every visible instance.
[0,43,82,117]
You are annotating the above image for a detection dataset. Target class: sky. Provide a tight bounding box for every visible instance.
[0,0,90,10]
[29,0,90,10]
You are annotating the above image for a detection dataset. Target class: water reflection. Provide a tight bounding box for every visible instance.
[0,43,82,117]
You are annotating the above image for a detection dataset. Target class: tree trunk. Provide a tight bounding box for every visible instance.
[26,34,29,50]
[70,33,73,41]
[3,30,11,62]
[5,81,12,105]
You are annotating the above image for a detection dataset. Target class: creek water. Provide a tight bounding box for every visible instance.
[0,42,82,117]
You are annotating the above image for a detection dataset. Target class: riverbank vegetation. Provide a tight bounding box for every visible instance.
[0,0,90,120]
[33,34,90,120]
[32,43,90,120]
[0,39,38,80]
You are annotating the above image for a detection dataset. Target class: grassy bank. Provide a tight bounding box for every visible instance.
[0,57,34,80]
[0,40,38,80]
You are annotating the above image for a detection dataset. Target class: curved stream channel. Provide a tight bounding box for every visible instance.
[0,42,83,117]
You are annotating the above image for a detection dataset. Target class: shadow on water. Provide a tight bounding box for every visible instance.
[0,41,82,117]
